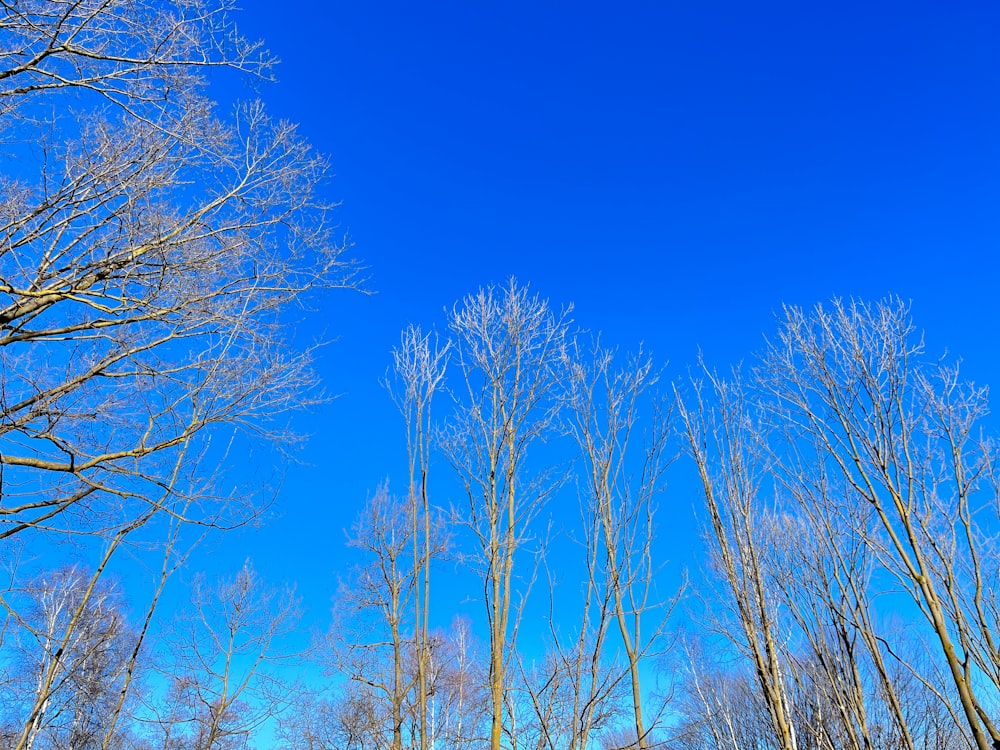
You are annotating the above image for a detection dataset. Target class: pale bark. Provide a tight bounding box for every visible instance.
[564,343,680,749]
[441,279,569,750]
[679,298,1000,750]
[758,300,999,749]
[677,376,799,750]
[389,326,449,750]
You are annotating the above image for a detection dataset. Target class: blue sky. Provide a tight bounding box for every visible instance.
[198,1,1000,631]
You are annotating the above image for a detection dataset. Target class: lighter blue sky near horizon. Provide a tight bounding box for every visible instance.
[184,1,1000,634]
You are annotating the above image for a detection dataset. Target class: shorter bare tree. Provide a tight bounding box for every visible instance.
[146,560,301,750]
[564,341,681,750]
[330,484,445,750]
[423,617,490,750]
[670,643,787,750]
[4,565,135,750]
[276,688,387,750]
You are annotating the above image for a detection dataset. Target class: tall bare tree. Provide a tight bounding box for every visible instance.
[677,372,799,750]
[388,325,449,750]
[564,342,680,749]
[755,299,1000,750]
[441,279,570,750]
[679,298,1000,750]
[1,5,357,741]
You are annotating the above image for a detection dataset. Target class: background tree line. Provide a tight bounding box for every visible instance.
[2,2,999,750]
[289,289,1000,750]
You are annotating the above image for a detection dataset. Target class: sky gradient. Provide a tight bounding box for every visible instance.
[201,1,1000,629]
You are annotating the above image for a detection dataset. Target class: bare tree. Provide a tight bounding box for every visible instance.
[755,299,1000,749]
[677,373,799,750]
[3,565,134,750]
[330,484,445,750]
[0,5,357,742]
[514,548,623,750]
[564,342,681,749]
[0,0,359,545]
[388,325,449,750]
[670,646,785,750]
[756,510,881,750]
[678,298,1000,750]
[440,279,570,750]
[146,560,301,750]
[334,484,413,750]
[276,687,387,750]
[5,504,164,750]
[426,616,490,750]
[99,509,203,750]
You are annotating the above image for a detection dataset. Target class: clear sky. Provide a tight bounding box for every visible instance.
[200,1,1000,632]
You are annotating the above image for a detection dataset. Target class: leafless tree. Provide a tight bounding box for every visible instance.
[418,617,490,750]
[1,4,356,742]
[0,499,203,750]
[678,298,1000,750]
[0,0,359,548]
[387,325,449,750]
[440,279,570,750]
[671,654,786,750]
[144,560,301,750]
[98,509,202,750]
[330,484,445,750]
[677,373,799,750]
[513,549,624,750]
[760,459,920,750]
[276,687,387,750]
[2,564,134,750]
[754,299,1000,749]
[564,342,681,749]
